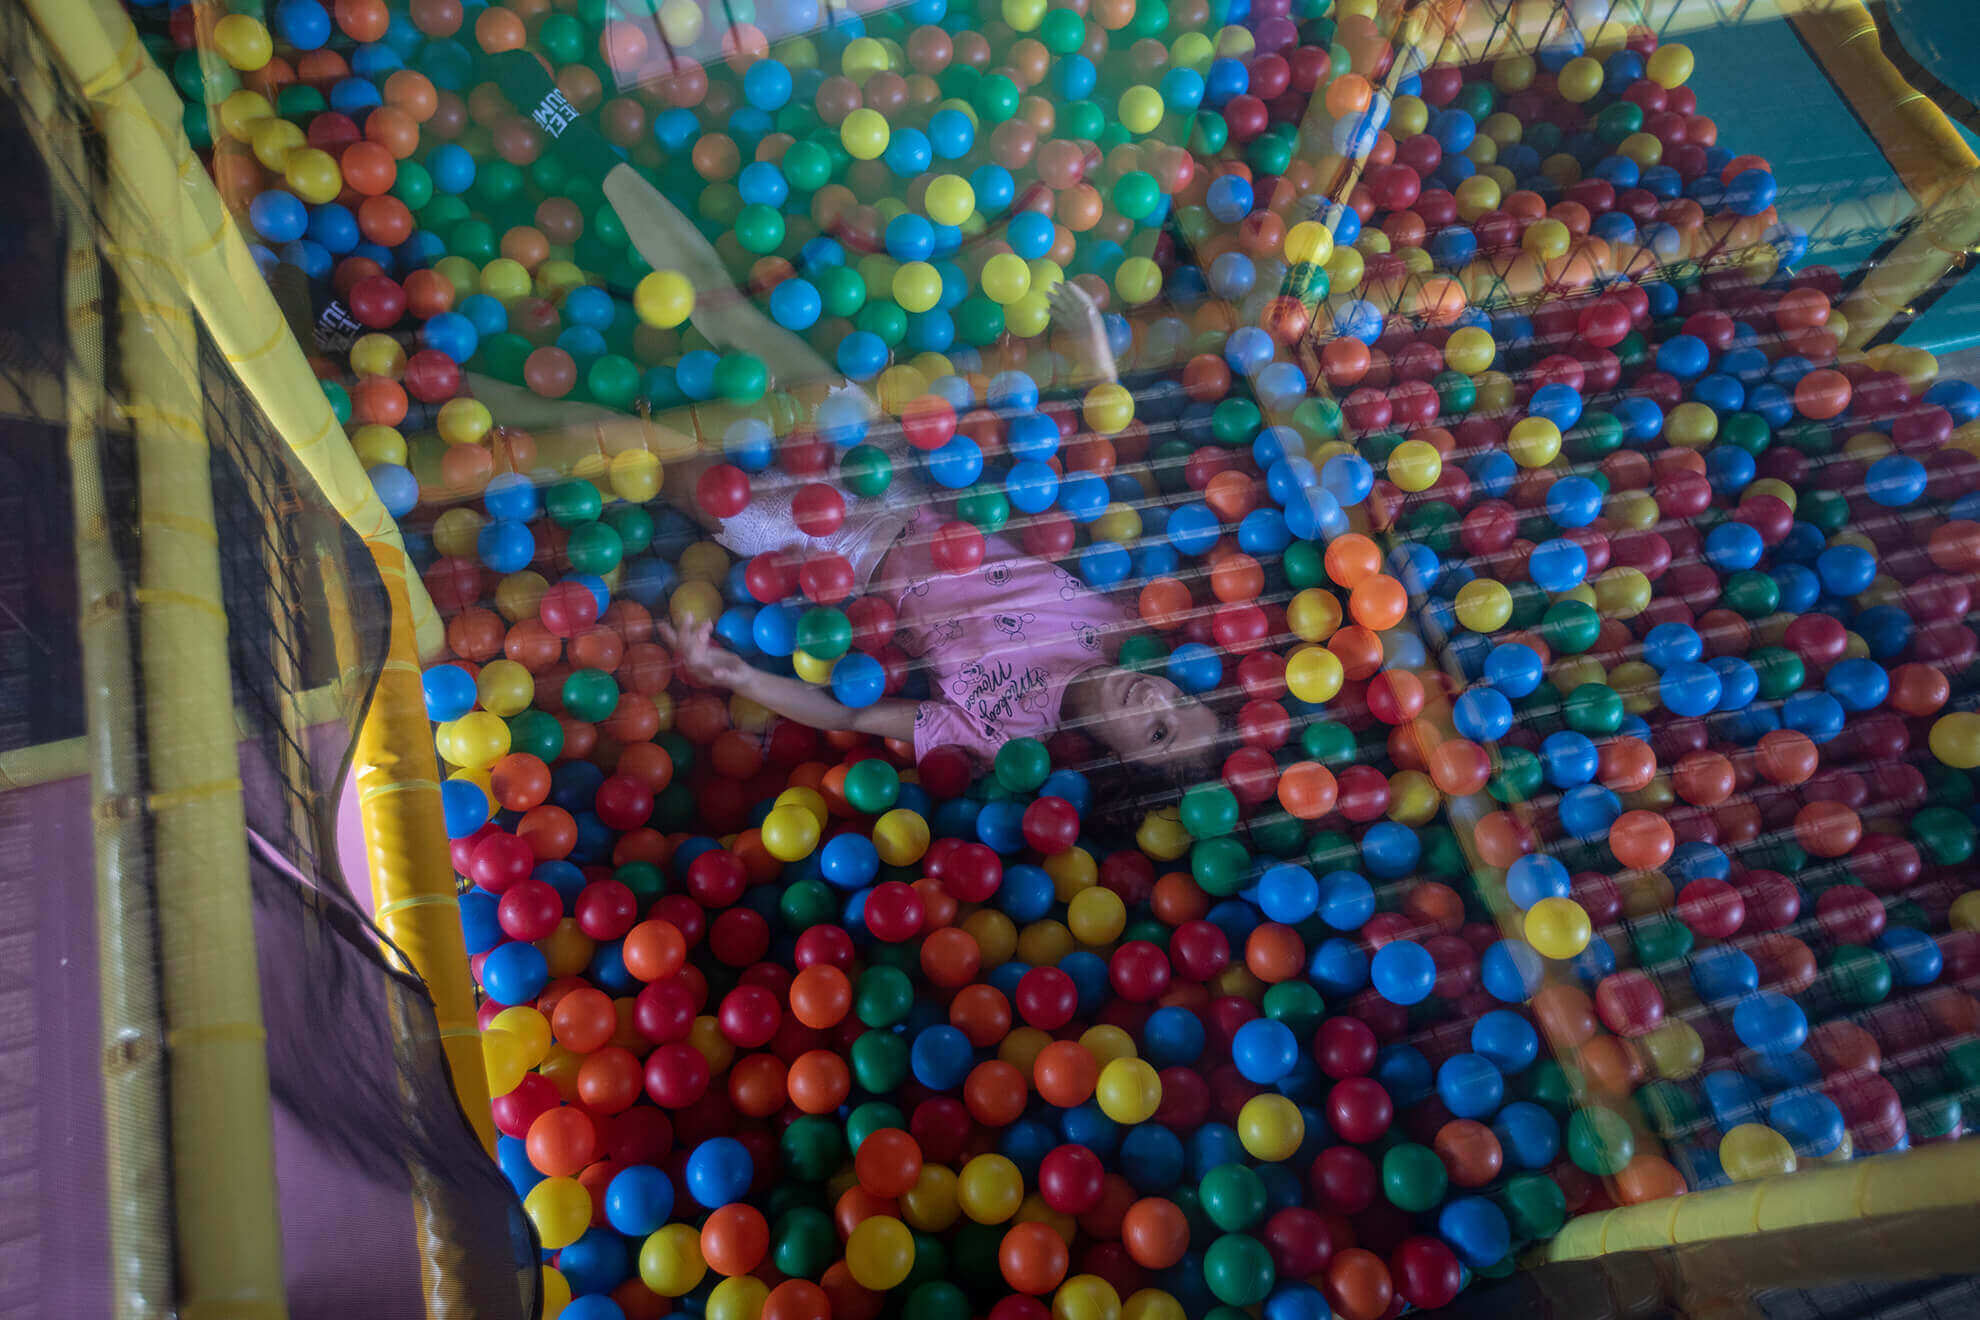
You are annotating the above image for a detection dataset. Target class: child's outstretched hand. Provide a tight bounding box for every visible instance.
[657,618,750,690]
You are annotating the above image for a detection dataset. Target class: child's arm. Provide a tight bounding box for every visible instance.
[659,620,918,743]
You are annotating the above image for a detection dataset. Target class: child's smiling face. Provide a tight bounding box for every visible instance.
[1089,667,1219,767]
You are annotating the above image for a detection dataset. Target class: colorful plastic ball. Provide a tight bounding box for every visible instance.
[1524,898,1592,959]
[1370,941,1436,1006]
[1719,1123,1796,1181]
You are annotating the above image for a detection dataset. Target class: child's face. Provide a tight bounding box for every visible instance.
[1089,667,1219,766]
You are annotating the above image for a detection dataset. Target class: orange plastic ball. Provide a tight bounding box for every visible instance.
[1121,1197,1190,1269]
[702,1203,770,1276]
[999,1222,1070,1295]
[1032,1040,1099,1107]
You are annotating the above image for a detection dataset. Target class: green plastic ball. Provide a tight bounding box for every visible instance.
[1566,1106,1635,1176]
[1203,1233,1274,1307]
[561,669,620,722]
[843,758,901,814]
[994,738,1052,793]
[1199,1164,1268,1232]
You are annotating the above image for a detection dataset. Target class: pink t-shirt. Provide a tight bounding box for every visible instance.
[876,513,1129,764]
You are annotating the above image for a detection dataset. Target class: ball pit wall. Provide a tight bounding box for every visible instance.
[44,0,1980,1309]
[20,0,446,665]
[14,1,494,1316]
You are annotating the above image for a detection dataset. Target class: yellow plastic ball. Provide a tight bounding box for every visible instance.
[1930,712,1980,768]
[1493,54,1536,92]
[1287,588,1343,642]
[1524,897,1593,959]
[249,117,305,170]
[435,504,490,560]
[1285,645,1344,703]
[893,261,943,314]
[1054,1275,1123,1320]
[283,146,342,203]
[841,36,892,82]
[1237,1093,1305,1162]
[658,0,704,42]
[481,258,533,304]
[1389,94,1429,138]
[1006,289,1052,338]
[775,786,830,826]
[1619,132,1664,169]
[1640,1019,1704,1079]
[1387,439,1442,492]
[1135,809,1190,861]
[215,13,275,70]
[707,1277,769,1320]
[1950,891,1980,932]
[847,1215,915,1290]
[1091,502,1143,545]
[1084,383,1135,434]
[1454,579,1513,633]
[491,1005,552,1066]
[1444,325,1496,375]
[1387,770,1441,826]
[540,920,596,978]
[1068,886,1127,945]
[1095,1058,1162,1124]
[1557,55,1604,103]
[353,422,409,467]
[525,1177,593,1251]
[902,1164,962,1233]
[761,804,822,861]
[1647,43,1695,89]
[1324,247,1365,292]
[1664,401,1719,449]
[1122,1290,1185,1320]
[926,174,976,225]
[640,1222,708,1297]
[1018,920,1075,967]
[437,711,511,770]
[982,252,1033,305]
[1045,846,1099,899]
[1719,1123,1796,1181]
[1285,220,1335,266]
[1115,256,1163,305]
[495,571,549,622]
[1171,31,1214,73]
[1593,566,1653,619]
[966,909,1018,967]
[635,270,696,328]
[477,658,536,718]
[1523,218,1572,261]
[959,1154,1025,1224]
[434,255,479,300]
[1508,416,1563,467]
[481,1026,530,1095]
[542,1266,572,1320]
[437,397,493,446]
[1080,1025,1136,1067]
[1454,174,1502,221]
[350,333,406,379]
[669,580,723,629]
[1119,86,1166,135]
[873,808,930,866]
[217,88,274,142]
[1002,0,1048,28]
[611,448,664,502]
[841,107,891,160]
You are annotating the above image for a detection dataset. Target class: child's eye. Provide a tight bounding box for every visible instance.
[1151,724,1168,745]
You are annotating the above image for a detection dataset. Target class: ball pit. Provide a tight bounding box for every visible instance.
[149,0,1980,1314]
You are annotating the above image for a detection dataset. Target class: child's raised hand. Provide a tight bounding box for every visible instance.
[657,618,749,690]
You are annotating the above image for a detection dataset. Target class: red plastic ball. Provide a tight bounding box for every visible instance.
[697,464,752,518]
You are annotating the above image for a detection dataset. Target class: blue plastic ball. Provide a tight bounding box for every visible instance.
[1371,940,1436,1006]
